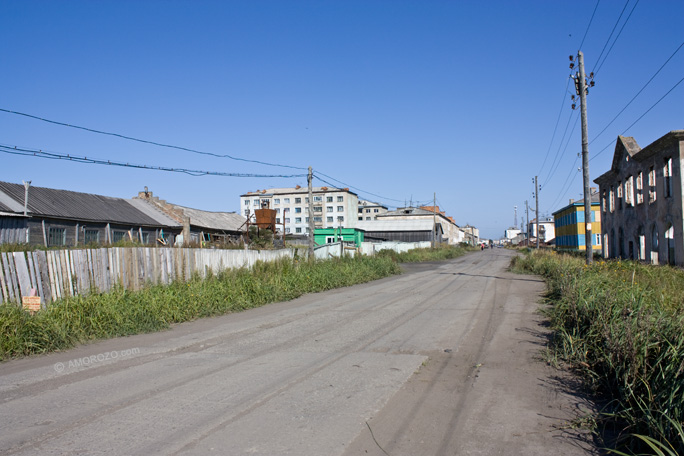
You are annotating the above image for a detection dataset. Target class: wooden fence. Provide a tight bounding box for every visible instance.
[0,247,294,308]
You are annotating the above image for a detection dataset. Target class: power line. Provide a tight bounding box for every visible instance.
[315,170,408,204]
[541,112,580,189]
[537,78,571,176]
[590,41,684,145]
[592,75,684,160]
[579,0,601,50]
[0,144,307,179]
[0,108,307,171]
[591,0,630,70]
[592,0,640,76]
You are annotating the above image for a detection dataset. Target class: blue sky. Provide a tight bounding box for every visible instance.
[1,1,682,239]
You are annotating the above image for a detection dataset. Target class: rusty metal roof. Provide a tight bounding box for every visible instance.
[0,181,178,226]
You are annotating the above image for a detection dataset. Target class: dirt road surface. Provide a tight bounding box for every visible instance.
[0,249,595,455]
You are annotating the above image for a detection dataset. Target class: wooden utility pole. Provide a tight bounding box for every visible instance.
[535,176,540,249]
[307,166,315,259]
[432,193,436,248]
[525,200,529,244]
[575,51,593,264]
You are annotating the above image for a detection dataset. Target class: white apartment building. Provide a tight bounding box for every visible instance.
[358,200,388,221]
[240,186,359,234]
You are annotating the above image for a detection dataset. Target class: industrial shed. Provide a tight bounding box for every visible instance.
[355,219,443,243]
[0,181,181,247]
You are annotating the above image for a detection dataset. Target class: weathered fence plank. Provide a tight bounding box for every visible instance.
[0,247,294,306]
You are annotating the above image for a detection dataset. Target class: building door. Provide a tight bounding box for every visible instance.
[665,224,675,265]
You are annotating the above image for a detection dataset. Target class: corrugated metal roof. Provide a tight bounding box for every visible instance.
[0,181,170,226]
[175,205,246,232]
[127,199,181,227]
[356,219,435,232]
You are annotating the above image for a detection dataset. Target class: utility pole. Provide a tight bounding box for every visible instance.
[535,176,540,249]
[571,51,595,265]
[525,200,529,243]
[432,192,436,248]
[307,167,314,260]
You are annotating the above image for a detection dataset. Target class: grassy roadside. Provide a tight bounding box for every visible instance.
[377,244,477,262]
[0,255,401,360]
[511,249,684,455]
[0,245,473,361]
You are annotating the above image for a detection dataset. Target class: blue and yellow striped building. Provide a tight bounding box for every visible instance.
[552,194,602,252]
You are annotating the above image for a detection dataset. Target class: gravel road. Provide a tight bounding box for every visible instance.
[0,249,595,455]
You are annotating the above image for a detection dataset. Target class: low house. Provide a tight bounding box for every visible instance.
[594,131,684,264]
[375,206,461,244]
[552,192,602,253]
[0,181,180,247]
[356,219,443,243]
[528,217,556,244]
[135,189,246,246]
[313,227,365,247]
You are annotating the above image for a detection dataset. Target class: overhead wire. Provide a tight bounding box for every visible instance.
[0,144,307,179]
[0,108,307,171]
[537,78,572,177]
[591,75,684,161]
[579,0,601,50]
[590,41,684,145]
[592,0,640,76]
[591,0,630,70]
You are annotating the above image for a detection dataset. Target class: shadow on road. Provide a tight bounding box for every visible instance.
[440,271,545,283]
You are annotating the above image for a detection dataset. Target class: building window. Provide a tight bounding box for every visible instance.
[284,198,290,204]
[358,216,363,221]
[283,207,290,213]
[327,206,333,212]
[625,176,634,207]
[305,217,309,223]
[337,216,344,222]
[285,227,291,233]
[244,200,250,206]
[295,207,302,213]
[327,216,334,222]
[609,187,615,212]
[373,208,379,213]
[295,217,302,223]
[366,217,371,220]
[274,198,280,205]
[649,166,657,203]
[337,206,343,212]
[305,197,309,203]
[48,227,66,246]
[337,196,343,202]
[327,196,333,202]
[295,197,301,204]
[244,209,250,216]
[314,196,323,202]
[276,208,281,214]
[84,229,99,244]
[253,199,260,205]
[366,209,371,213]
[602,191,607,213]
[112,230,127,243]
[284,218,290,223]
[276,218,281,224]
[617,183,623,210]
[295,227,302,233]
[314,207,322,213]
[314,216,322,222]
[358,208,363,214]
[664,157,673,198]
[636,172,644,204]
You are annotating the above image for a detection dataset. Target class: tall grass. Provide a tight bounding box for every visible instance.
[377,244,475,263]
[0,255,401,360]
[511,250,684,454]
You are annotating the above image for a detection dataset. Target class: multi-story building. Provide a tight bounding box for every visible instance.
[594,131,684,264]
[357,200,388,221]
[374,206,466,245]
[528,217,556,244]
[552,192,601,253]
[240,186,358,234]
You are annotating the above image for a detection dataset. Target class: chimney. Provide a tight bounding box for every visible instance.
[22,180,31,216]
